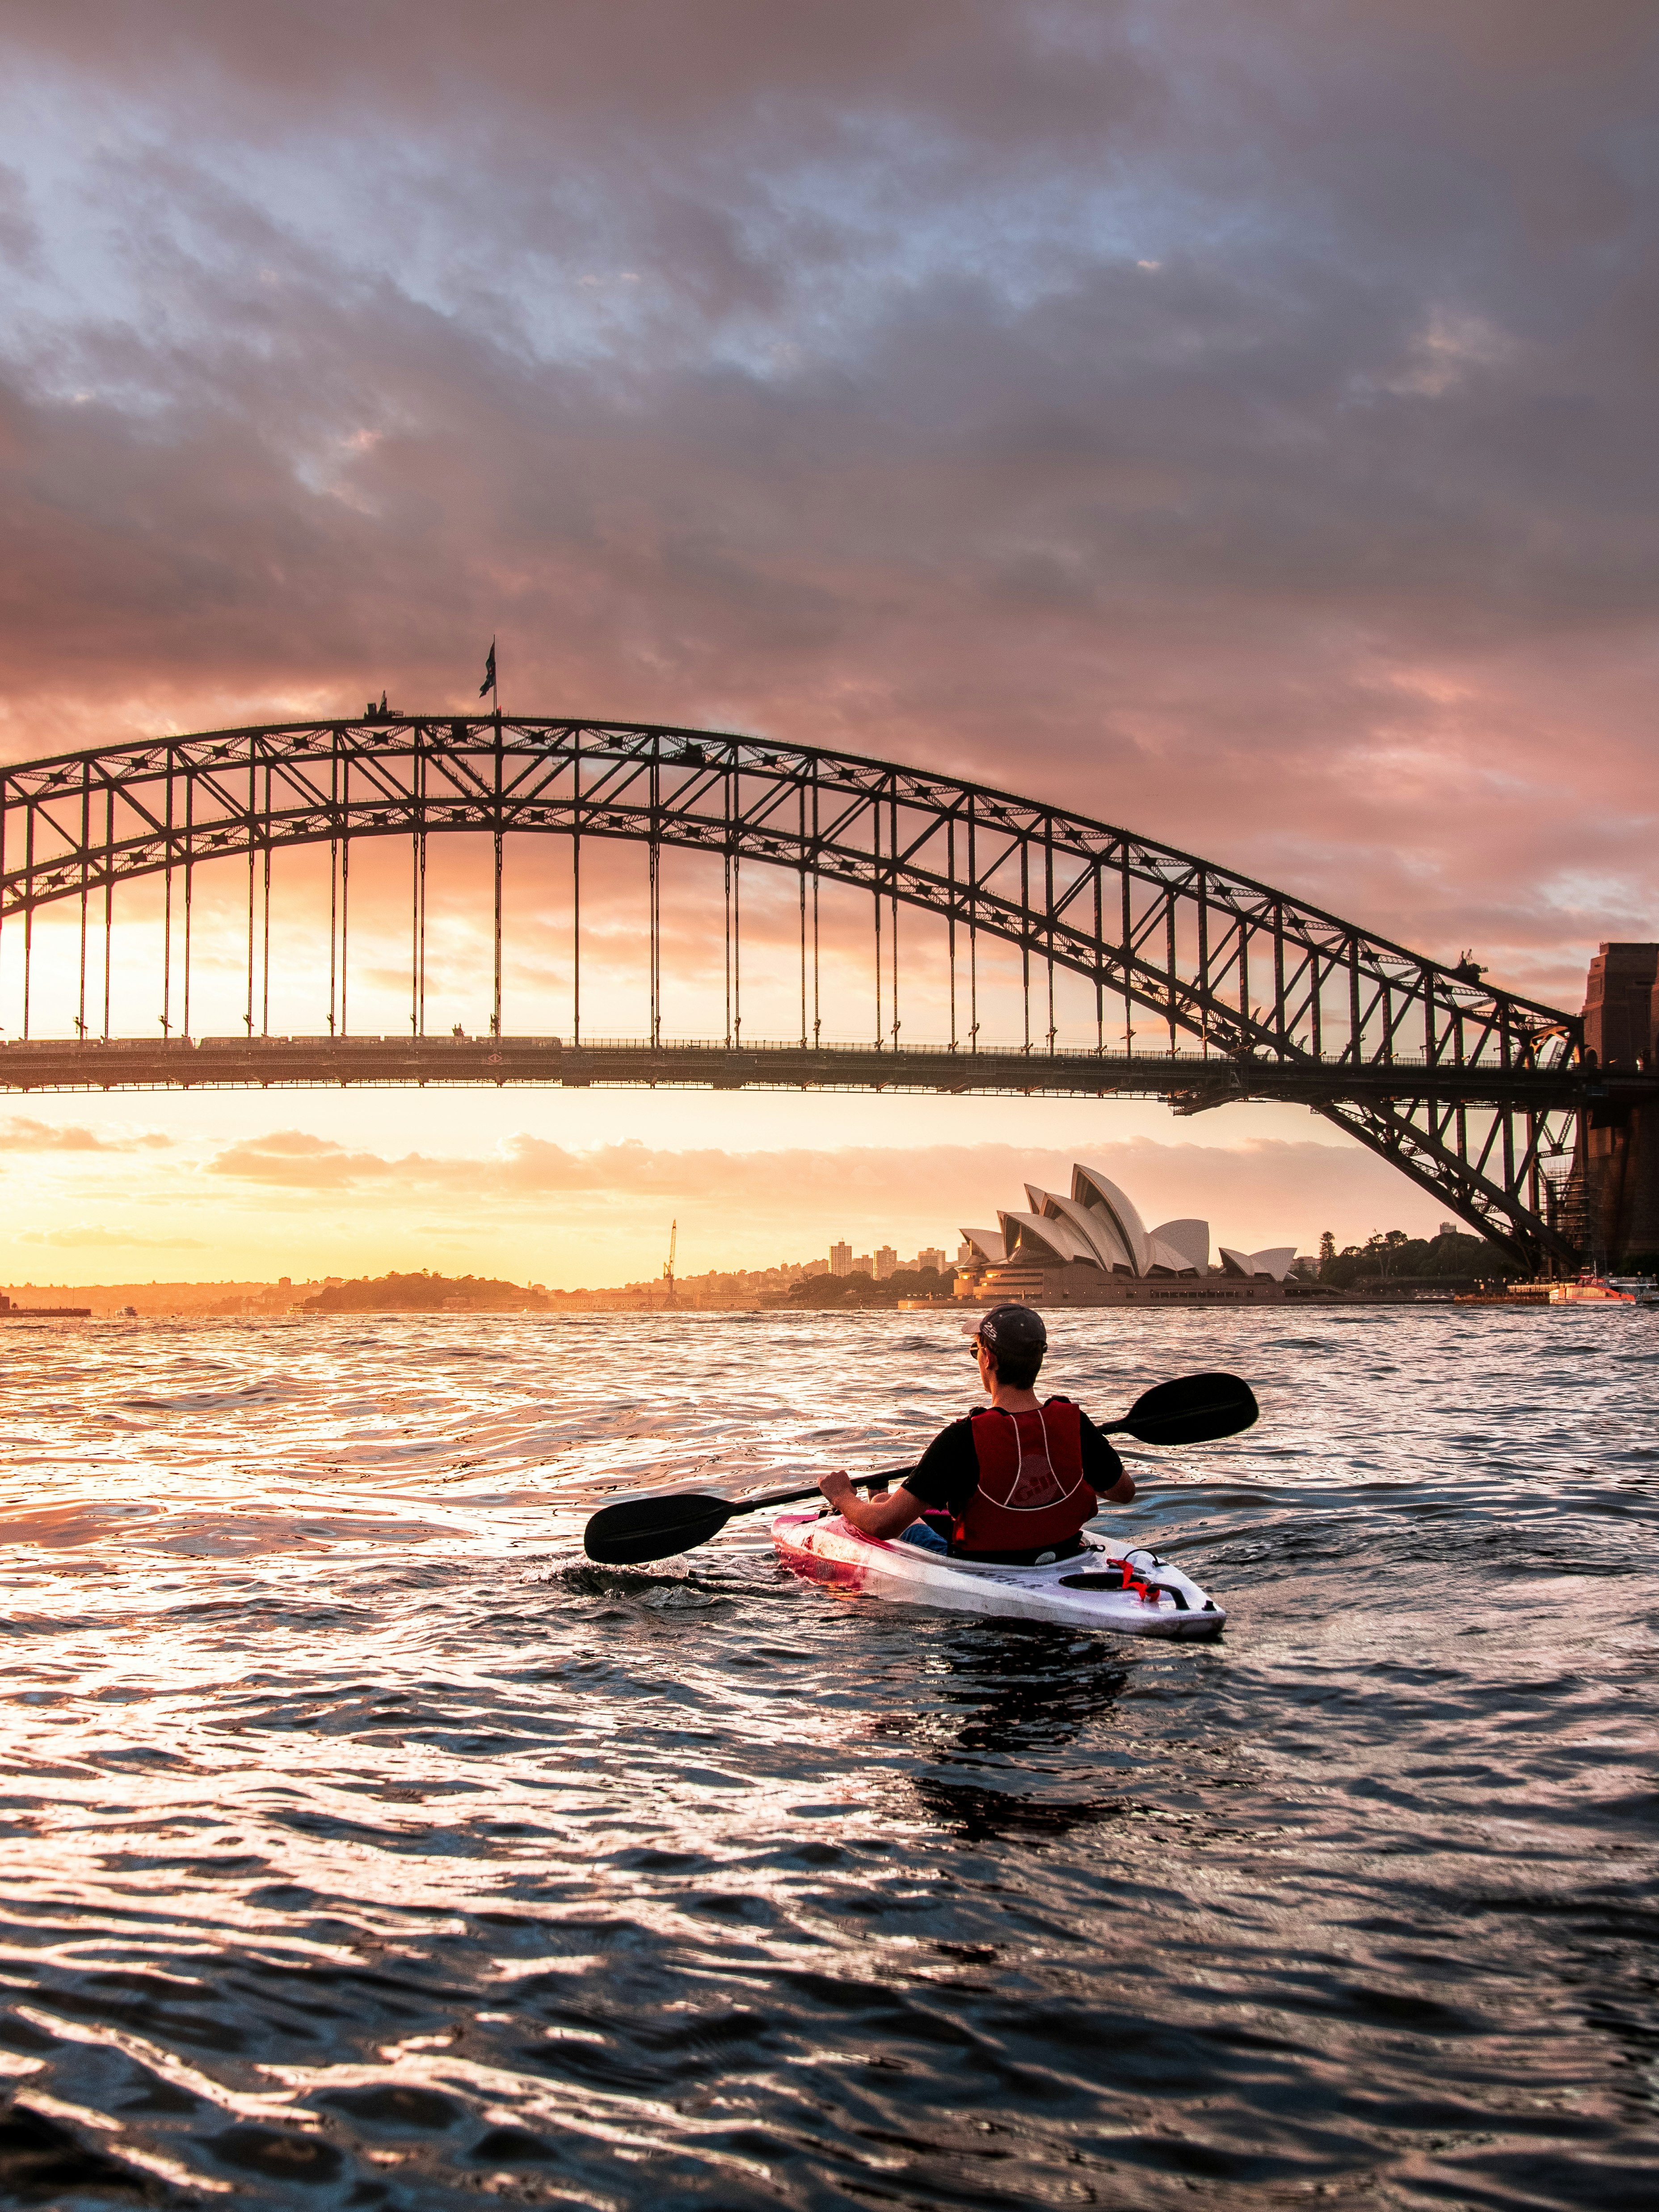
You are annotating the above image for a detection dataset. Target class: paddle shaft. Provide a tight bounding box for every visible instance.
[712,1464,914,1521]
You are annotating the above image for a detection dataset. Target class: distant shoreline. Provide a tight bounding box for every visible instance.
[0,1292,1580,1323]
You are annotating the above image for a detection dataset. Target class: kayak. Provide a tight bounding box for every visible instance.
[771,1509,1225,1637]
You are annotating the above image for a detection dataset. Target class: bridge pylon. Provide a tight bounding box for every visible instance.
[1578,943,1659,1274]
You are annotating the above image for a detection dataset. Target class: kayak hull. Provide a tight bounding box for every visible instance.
[771,1510,1225,1637]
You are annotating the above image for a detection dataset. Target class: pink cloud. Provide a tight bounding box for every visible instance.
[0,0,1652,1027]
[0,1117,172,1152]
[207,1133,406,1186]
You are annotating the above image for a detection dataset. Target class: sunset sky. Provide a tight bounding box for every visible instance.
[1,3,1655,1284]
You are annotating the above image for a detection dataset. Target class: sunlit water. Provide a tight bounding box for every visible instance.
[0,1308,1653,2209]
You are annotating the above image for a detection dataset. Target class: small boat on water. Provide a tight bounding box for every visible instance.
[772,1509,1225,1637]
[1548,1275,1659,1306]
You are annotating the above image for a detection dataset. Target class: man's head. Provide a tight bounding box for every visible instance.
[963,1304,1047,1390]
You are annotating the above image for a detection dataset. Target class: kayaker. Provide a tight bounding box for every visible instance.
[817,1304,1136,1565]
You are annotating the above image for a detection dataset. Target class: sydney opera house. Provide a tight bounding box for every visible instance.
[956,1164,1297,1307]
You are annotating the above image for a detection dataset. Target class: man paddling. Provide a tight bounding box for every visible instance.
[817,1304,1136,1565]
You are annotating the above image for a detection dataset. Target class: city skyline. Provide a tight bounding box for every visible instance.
[829,1242,949,1282]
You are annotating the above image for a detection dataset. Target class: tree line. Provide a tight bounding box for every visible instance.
[1314,1228,1520,1288]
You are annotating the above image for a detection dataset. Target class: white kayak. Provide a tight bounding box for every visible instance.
[771,1509,1225,1638]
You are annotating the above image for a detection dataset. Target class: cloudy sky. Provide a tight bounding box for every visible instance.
[1,2,1655,1283]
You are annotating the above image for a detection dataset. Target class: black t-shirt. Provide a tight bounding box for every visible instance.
[903,1401,1124,1518]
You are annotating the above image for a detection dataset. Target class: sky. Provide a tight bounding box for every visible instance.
[0,1,1655,1284]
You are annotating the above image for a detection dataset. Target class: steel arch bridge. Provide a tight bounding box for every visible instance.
[0,713,1622,1271]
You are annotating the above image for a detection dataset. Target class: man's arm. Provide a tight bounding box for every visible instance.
[820,1419,978,1537]
[818,1470,925,1539]
[1079,1412,1136,1504]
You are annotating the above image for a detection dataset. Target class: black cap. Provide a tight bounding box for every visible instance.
[962,1304,1047,1358]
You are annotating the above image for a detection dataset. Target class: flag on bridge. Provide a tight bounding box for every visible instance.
[479,639,497,702]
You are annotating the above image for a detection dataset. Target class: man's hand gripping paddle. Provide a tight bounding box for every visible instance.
[583,1466,917,1566]
[581,1370,1257,1566]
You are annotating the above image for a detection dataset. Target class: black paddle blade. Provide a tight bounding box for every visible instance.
[583,1492,734,1565]
[1120,1371,1258,1447]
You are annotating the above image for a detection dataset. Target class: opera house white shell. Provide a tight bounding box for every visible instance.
[956,1166,1297,1306]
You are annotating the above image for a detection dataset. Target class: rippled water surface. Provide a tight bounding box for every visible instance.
[0,1307,1654,2208]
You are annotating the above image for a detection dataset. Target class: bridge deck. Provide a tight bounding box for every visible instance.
[0,1035,1634,1109]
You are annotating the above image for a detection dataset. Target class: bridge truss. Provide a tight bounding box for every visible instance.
[0,714,1612,1270]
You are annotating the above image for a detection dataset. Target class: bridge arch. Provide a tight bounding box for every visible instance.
[0,715,1587,1267]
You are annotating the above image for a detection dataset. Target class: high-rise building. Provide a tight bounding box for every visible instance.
[956,1239,974,1266]
[830,1241,852,1277]
[917,1247,946,1273]
[853,1254,873,1276]
[874,1245,897,1280]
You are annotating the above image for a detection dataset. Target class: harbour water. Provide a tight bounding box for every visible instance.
[0,1308,1653,2207]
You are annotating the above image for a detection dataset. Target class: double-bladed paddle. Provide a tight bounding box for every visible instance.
[581,1369,1256,1566]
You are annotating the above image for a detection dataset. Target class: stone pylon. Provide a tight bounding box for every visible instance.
[1580,942,1659,1271]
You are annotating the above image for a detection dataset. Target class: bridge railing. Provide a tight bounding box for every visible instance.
[0,1030,1583,1071]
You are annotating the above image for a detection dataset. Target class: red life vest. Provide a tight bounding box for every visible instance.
[952,1398,1097,1560]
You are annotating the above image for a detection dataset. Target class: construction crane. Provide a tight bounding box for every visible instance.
[662,1220,677,1305]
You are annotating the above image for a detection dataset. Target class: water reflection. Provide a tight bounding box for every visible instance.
[0,1307,1651,2204]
